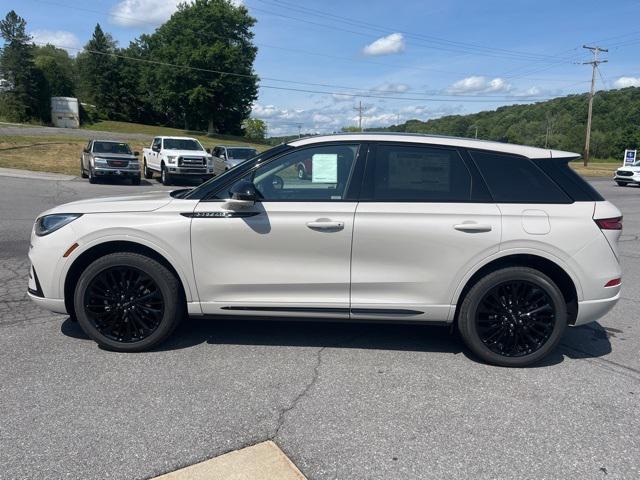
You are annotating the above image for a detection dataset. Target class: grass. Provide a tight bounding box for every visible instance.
[84,121,269,150]
[0,136,89,175]
[570,159,620,178]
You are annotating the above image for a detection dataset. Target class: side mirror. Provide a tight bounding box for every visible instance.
[225,180,257,209]
[152,145,160,152]
[206,148,211,154]
[82,148,88,153]
[134,151,140,156]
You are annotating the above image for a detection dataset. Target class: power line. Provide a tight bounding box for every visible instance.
[254,0,578,63]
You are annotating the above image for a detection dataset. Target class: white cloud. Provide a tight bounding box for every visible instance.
[363,33,405,56]
[447,76,512,94]
[331,93,353,102]
[613,76,640,88]
[110,0,243,27]
[31,30,81,54]
[374,83,410,93]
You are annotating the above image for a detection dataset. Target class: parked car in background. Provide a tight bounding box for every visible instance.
[212,145,259,170]
[142,136,219,185]
[614,161,640,186]
[80,140,140,185]
[30,133,622,367]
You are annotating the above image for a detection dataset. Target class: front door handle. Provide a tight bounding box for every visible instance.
[306,220,344,231]
[454,223,492,232]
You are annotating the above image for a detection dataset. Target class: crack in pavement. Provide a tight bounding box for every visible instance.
[271,346,327,441]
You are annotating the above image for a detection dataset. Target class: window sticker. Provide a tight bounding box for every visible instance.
[312,153,338,183]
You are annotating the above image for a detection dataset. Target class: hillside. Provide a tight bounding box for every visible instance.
[376,87,640,159]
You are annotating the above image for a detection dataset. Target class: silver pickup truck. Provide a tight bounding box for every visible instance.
[80,140,141,185]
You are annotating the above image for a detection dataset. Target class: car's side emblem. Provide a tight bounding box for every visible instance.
[180,211,260,218]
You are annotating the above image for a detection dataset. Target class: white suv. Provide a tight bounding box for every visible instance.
[28,134,622,366]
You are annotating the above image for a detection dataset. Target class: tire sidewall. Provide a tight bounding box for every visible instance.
[458,267,567,367]
[74,252,182,352]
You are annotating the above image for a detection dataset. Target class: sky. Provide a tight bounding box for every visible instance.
[2,0,640,136]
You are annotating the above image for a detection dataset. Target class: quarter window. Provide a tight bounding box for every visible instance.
[226,144,359,201]
[470,151,571,203]
[370,145,472,202]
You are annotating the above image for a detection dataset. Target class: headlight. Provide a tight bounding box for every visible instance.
[35,214,82,236]
[206,156,213,166]
[167,156,177,164]
[94,157,108,166]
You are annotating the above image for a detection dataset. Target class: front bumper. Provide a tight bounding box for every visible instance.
[94,167,140,177]
[614,174,640,184]
[167,166,214,176]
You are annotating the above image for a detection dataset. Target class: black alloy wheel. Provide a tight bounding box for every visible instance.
[457,266,566,367]
[475,280,555,357]
[74,252,184,351]
[84,266,164,343]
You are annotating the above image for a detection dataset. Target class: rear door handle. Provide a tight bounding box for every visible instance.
[454,223,492,232]
[306,220,344,231]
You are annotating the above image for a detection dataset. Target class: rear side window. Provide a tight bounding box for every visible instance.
[470,150,572,203]
[532,158,604,201]
[370,145,472,202]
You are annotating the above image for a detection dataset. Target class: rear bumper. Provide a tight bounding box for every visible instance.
[574,292,620,326]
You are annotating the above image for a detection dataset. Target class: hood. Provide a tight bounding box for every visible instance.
[40,190,175,216]
[617,165,640,172]
[92,153,137,159]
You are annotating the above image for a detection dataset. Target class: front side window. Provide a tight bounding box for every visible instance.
[92,142,132,154]
[225,144,359,201]
[370,144,472,202]
[471,150,571,203]
[163,139,203,151]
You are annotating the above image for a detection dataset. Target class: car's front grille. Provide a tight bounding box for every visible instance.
[179,156,205,167]
[616,170,633,177]
[107,160,129,168]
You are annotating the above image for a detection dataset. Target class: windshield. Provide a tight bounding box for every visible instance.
[93,142,131,154]
[163,139,203,151]
[228,148,258,160]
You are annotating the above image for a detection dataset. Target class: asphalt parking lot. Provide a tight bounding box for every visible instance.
[1,174,639,480]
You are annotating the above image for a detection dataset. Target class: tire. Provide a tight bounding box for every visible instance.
[143,159,153,179]
[616,181,626,187]
[74,252,185,352]
[457,266,567,367]
[88,167,97,184]
[80,159,88,178]
[161,166,172,186]
[131,176,141,185]
[297,165,306,180]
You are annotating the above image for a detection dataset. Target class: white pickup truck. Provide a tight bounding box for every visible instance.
[142,136,222,185]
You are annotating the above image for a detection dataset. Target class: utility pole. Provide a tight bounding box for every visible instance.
[297,123,302,138]
[582,45,608,167]
[354,100,364,131]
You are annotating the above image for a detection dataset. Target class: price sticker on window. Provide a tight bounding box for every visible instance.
[312,153,338,183]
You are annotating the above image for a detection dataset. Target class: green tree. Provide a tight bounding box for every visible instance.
[142,0,258,133]
[243,117,266,140]
[0,10,42,122]
[33,44,76,97]
[76,24,119,118]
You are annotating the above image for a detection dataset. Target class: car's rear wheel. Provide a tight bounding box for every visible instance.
[74,252,184,352]
[457,266,566,367]
[143,159,153,179]
[616,181,626,187]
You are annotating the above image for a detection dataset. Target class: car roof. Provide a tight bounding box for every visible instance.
[287,133,579,159]
[157,136,200,140]
[92,139,130,144]
[216,145,258,149]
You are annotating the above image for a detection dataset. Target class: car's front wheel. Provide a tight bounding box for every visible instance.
[616,181,626,187]
[457,266,566,367]
[74,252,184,352]
[88,167,97,184]
[161,166,172,186]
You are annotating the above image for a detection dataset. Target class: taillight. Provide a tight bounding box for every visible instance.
[595,216,623,230]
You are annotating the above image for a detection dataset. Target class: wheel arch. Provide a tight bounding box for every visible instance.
[63,240,190,318]
[452,253,579,325]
